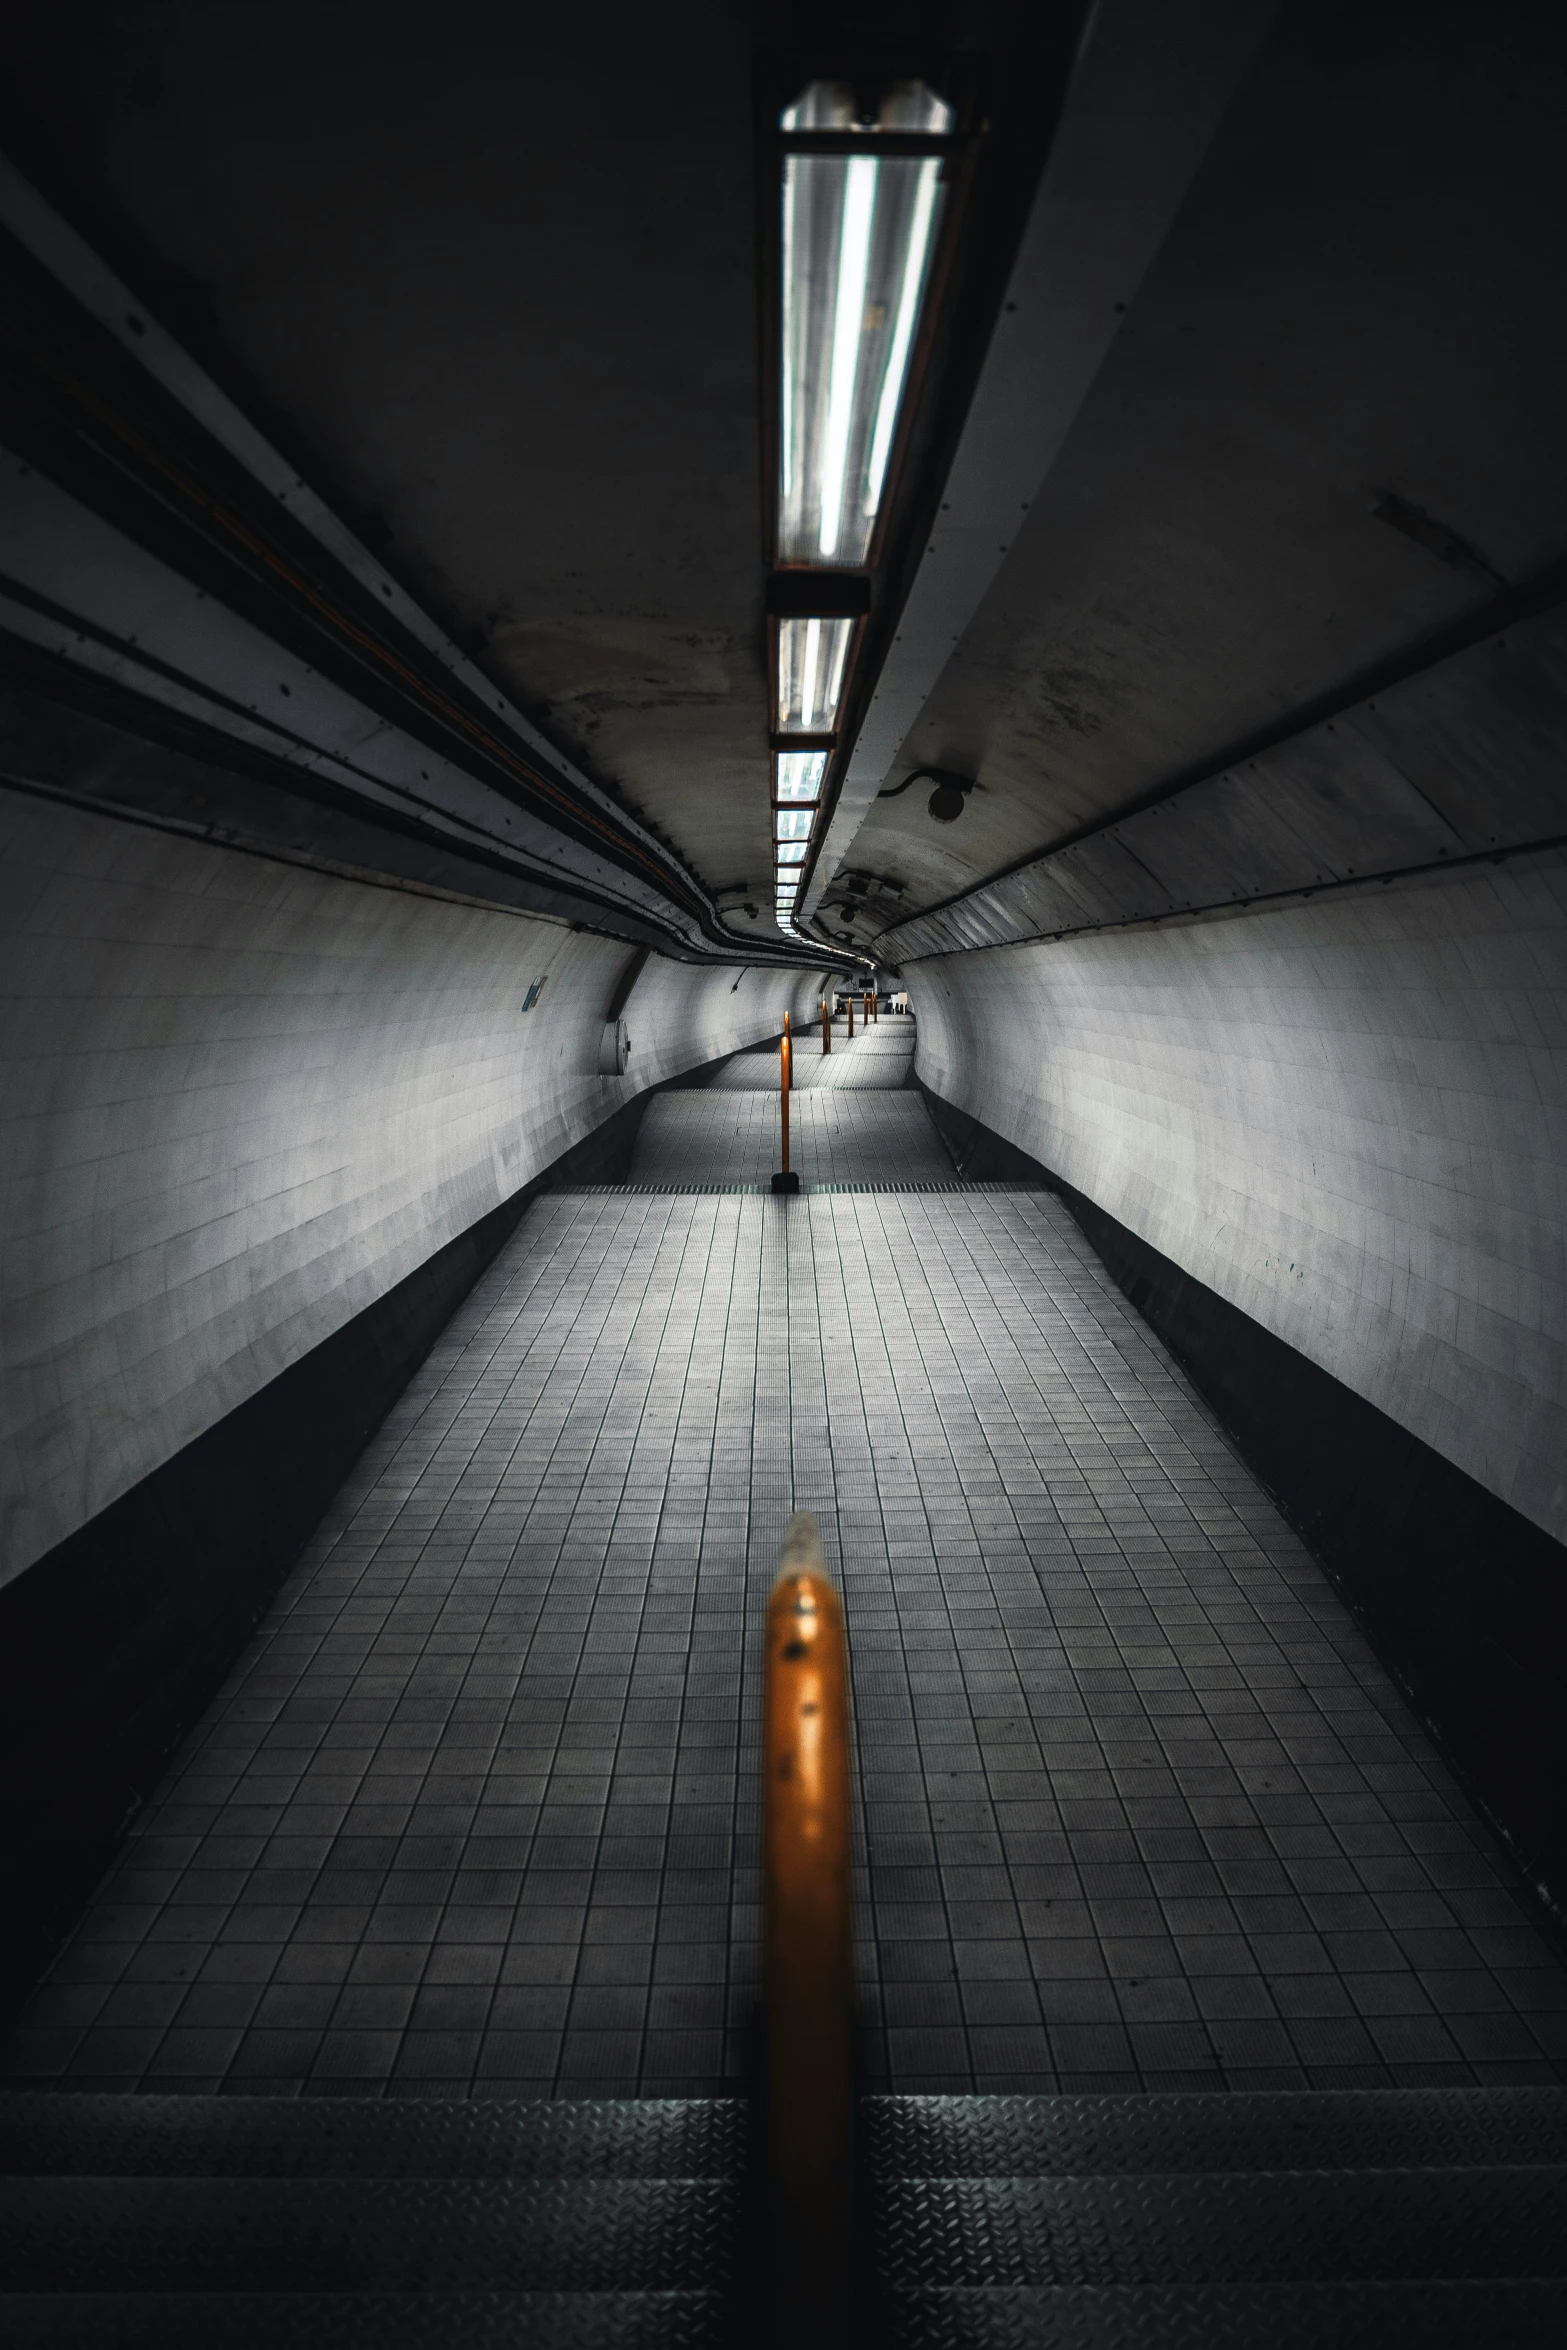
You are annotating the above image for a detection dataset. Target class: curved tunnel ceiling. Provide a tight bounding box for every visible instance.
[5,0,1566,960]
[4,0,782,942]
[804,0,1567,947]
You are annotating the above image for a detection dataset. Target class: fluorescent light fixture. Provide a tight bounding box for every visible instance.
[776,842,809,866]
[777,614,853,732]
[776,807,814,841]
[781,80,953,136]
[777,83,951,567]
[817,154,878,558]
[775,750,828,801]
[865,160,942,518]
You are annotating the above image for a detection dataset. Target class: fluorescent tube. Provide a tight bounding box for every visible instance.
[865,158,941,517]
[817,155,878,558]
[777,126,949,566]
[775,751,828,801]
[777,617,854,733]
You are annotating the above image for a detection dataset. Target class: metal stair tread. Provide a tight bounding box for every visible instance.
[865,2088,1567,2177]
[0,2094,744,2178]
[876,2279,1567,2349]
[0,2289,728,2348]
[0,2174,738,2293]
[872,2165,1567,2288]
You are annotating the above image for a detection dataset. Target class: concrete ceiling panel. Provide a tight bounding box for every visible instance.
[1048,830,1166,926]
[4,0,775,909]
[1248,725,1466,880]
[803,0,1279,913]
[1115,769,1327,905]
[1352,613,1567,854]
[808,0,1567,939]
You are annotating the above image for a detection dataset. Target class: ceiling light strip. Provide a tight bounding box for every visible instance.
[797,0,1279,925]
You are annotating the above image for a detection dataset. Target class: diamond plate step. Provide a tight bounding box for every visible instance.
[0,2291,726,2349]
[0,2094,743,2179]
[866,2089,1567,2177]
[872,2167,1567,2289]
[0,2176,737,2292]
[877,2280,1567,2350]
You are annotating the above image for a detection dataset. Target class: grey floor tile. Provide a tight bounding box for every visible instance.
[5,1060,1564,2098]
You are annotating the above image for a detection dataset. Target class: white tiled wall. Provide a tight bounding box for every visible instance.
[0,793,821,1582]
[909,849,1567,1546]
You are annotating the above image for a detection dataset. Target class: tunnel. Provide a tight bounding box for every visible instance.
[1,1,1565,2340]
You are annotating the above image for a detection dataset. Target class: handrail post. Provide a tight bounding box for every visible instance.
[821,998,830,1056]
[846,993,854,1039]
[763,1512,854,2349]
[771,1012,799,1194]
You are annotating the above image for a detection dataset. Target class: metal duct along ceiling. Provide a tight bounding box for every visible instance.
[0,160,817,961]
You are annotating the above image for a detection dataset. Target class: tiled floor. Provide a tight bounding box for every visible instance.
[5,1071,1565,2101]
[631,1091,949,1184]
[707,1013,915,1090]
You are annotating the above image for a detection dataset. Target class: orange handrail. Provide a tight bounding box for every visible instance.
[763,1512,854,2348]
[780,1009,792,1175]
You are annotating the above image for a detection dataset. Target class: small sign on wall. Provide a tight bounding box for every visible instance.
[523,977,548,1011]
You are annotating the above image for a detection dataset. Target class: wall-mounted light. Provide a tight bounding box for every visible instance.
[877,763,977,822]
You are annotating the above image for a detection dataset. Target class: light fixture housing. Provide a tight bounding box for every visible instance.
[776,613,855,733]
[772,746,825,924]
[761,61,978,941]
[775,750,828,802]
[777,79,955,568]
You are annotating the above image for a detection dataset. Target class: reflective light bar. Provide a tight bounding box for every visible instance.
[778,81,951,566]
[777,614,854,732]
[775,750,828,801]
